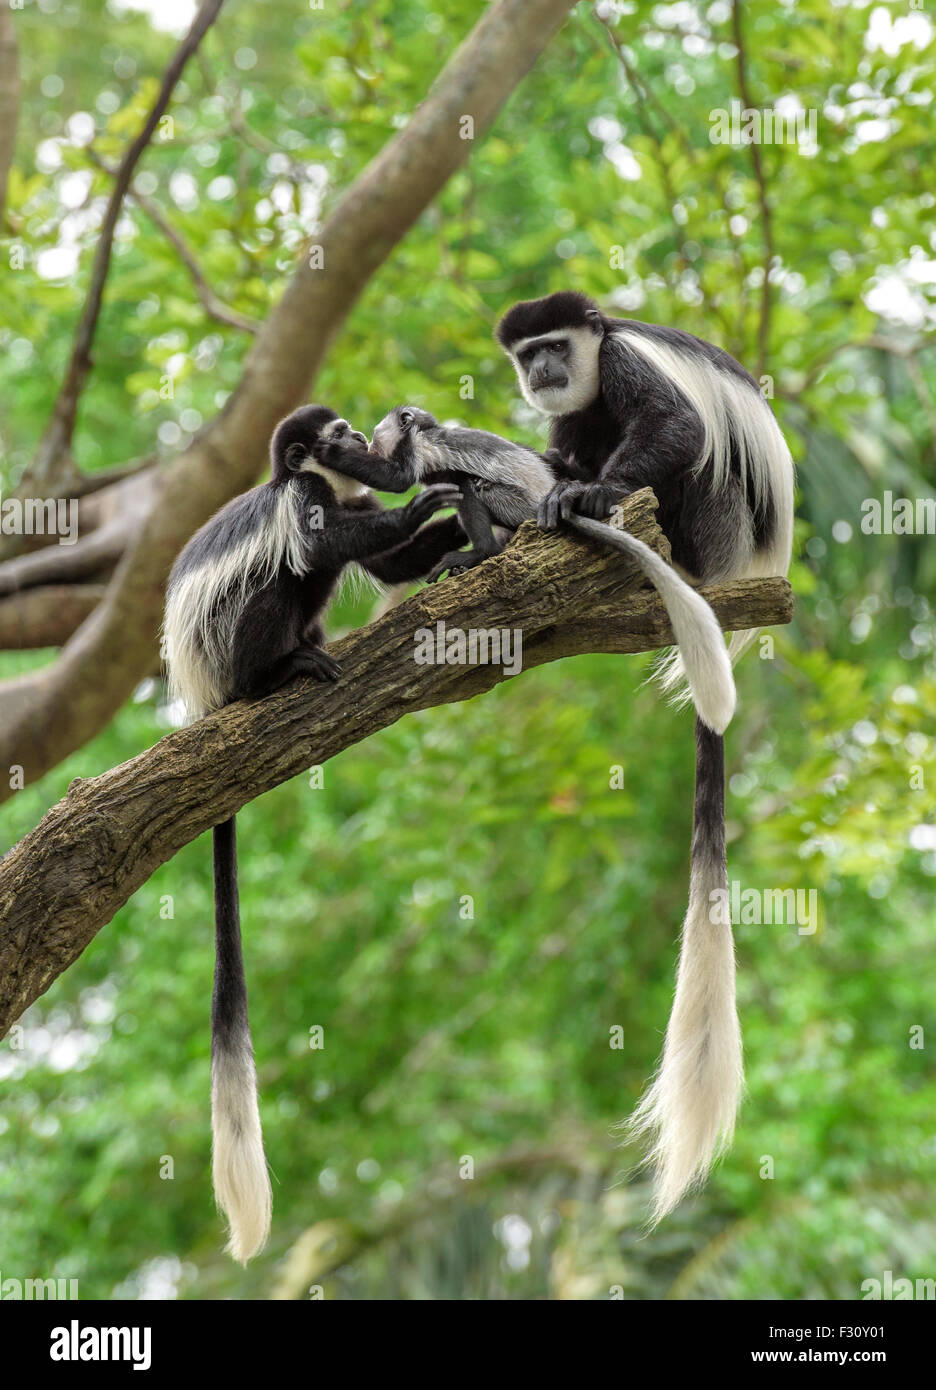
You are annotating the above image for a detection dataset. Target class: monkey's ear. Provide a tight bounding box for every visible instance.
[585,307,604,333]
[284,442,309,472]
[399,409,415,428]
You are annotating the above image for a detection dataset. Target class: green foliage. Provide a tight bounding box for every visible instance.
[1,0,935,1300]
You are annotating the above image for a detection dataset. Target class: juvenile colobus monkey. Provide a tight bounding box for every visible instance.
[360,406,735,735]
[162,405,462,1260]
[495,291,795,1222]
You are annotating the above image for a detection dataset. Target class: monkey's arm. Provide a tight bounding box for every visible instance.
[317,436,419,493]
[309,485,462,568]
[426,480,503,583]
[229,583,341,700]
[362,515,467,584]
[538,447,584,483]
[596,353,703,497]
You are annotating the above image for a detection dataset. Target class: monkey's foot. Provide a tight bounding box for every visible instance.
[426,549,489,584]
[294,647,342,682]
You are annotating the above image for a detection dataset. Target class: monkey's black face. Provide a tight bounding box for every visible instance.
[518,337,571,394]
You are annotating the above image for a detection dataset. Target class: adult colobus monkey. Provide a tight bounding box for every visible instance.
[495,291,795,1223]
[163,405,462,1260]
[359,406,735,735]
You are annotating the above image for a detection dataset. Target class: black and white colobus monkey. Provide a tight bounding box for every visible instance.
[494,291,794,1223]
[358,406,734,734]
[162,405,462,1261]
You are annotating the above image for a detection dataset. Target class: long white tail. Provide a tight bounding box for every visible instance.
[626,720,743,1222]
[567,514,735,734]
[212,817,272,1263]
[654,542,784,709]
[211,1042,272,1263]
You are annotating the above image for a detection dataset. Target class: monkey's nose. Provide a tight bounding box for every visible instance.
[349,430,368,446]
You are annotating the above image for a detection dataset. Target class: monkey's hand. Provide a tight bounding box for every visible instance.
[576,482,624,520]
[317,435,371,470]
[537,479,588,529]
[403,484,463,530]
[539,480,625,527]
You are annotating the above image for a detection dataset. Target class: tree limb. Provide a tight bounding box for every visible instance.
[0,469,159,599]
[0,0,578,798]
[0,3,19,226]
[88,147,259,335]
[24,0,225,496]
[0,489,794,1036]
[0,586,107,649]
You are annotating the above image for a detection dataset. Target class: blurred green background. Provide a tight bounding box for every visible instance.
[1,0,935,1299]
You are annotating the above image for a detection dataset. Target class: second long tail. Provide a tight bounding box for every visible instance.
[566,514,735,734]
[211,815,272,1263]
[625,717,743,1223]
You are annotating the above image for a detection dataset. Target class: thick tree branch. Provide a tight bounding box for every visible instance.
[0,585,107,649]
[25,0,225,495]
[0,490,794,1036]
[0,0,578,797]
[0,469,159,600]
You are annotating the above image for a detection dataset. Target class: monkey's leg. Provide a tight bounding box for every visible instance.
[234,640,341,699]
[427,483,502,583]
[229,587,340,701]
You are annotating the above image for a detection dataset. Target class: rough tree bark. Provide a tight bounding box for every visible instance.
[0,489,794,1037]
[0,0,579,800]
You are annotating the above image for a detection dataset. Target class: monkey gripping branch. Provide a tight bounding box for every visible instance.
[0,489,792,1037]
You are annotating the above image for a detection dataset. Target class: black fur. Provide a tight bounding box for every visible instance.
[691,717,726,872]
[495,290,598,346]
[168,408,463,705]
[496,292,775,577]
[166,407,463,1256]
[269,404,346,483]
[212,816,248,1053]
[328,409,551,579]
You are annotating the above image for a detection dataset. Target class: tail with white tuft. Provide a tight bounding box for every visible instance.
[567,514,735,734]
[211,816,272,1263]
[653,537,787,711]
[626,718,743,1223]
